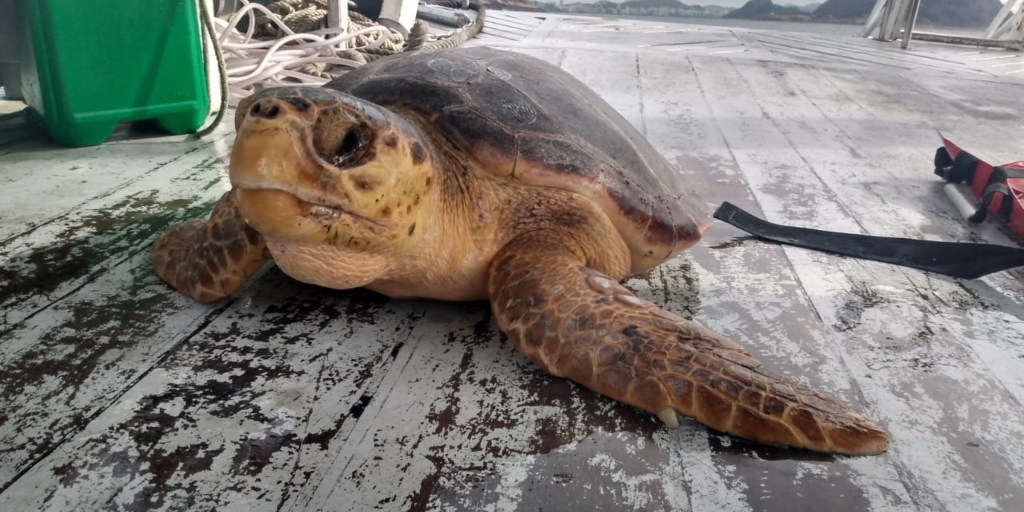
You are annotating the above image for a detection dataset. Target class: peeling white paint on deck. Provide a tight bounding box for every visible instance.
[1,10,1023,512]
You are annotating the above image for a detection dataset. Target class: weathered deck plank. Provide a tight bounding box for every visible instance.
[0,271,428,509]
[803,64,1024,305]
[479,25,527,42]
[266,49,697,512]
[0,128,237,488]
[689,54,1024,510]
[779,61,1024,336]
[605,50,916,512]
[1,11,1023,512]
[476,10,543,43]
[481,15,539,33]
[636,52,914,511]
[0,114,38,150]
[0,250,237,489]
[0,134,233,330]
[0,132,231,242]
[755,33,993,77]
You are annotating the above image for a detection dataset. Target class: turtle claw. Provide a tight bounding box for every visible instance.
[657,407,680,429]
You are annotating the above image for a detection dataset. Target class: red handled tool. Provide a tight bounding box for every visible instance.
[935,132,1024,242]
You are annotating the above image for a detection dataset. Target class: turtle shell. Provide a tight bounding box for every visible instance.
[327,46,712,271]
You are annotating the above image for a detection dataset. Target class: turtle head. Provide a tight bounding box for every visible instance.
[228,86,437,287]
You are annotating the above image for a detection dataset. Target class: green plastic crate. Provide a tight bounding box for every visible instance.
[13,0,210,146]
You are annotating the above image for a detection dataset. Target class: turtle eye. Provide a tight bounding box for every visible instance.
[332,128,365,168]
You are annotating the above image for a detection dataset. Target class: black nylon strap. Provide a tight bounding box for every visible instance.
[994,166,1024,221]
[971,183,1013,223]
[968,166,1024,223]
[934,146,953,174]
[944,150,980,184]
[992,165,1024,181]
[999,184,1015,220]
[713,202,1024,279]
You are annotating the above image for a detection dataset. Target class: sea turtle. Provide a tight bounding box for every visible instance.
[151,46,888,456]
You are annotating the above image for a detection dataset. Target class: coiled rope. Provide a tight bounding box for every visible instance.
[196,0,486,136]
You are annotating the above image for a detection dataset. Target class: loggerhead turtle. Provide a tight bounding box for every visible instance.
[152,46,888,455]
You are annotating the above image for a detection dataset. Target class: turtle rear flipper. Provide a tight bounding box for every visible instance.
[488,230,889,456]
[152,190,271,303]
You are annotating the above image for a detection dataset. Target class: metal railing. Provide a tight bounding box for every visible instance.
[861,0,1024,50]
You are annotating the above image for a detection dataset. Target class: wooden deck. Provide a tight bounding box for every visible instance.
[2,11,1024,512]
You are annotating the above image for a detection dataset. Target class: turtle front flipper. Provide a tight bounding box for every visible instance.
[488,232,888,456]
[152,189,271,303]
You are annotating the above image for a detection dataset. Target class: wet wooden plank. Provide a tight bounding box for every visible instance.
[1,13,1023,512]
[0,272,428,510]
[480,24,530,42]
[0,131,232,242]
[731,30,796,63]
[0,249,240,489]
[536,17,748,56]
[477,10,543,43]
[689,54,1024,510]
[0,111,39,149]
[781,63,1024,304]
[640,51,925,512]
[284,305,676,511]
[0,45,818,512]
[756,33,993,77]
[0,130,237,487]
[268,49,704,512]
[479,23,531,40]
[788,62,1024,307]
[741,51,1024,427]
[258,49,705,512]
[481,15,538,34]
[0,131,233,330]
[812,35,1024,78]
[837,66,1024,162]
[757,37,914,73]
[485,11,543,31]
[505,17,797,63]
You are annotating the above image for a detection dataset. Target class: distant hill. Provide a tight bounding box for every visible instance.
[724,0,810,20]
[812,0,874,19]
[814,0,1004,28]
[701,4,735,17]
[790,2,822,13]
[619,0,686,8]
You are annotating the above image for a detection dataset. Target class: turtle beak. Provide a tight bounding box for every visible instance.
[229,105,346,243]
[228,88,388,241]
[235,93,258,132]
[229,93,332,200]
[228,87,384,204]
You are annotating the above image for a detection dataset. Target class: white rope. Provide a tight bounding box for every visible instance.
[213,0,393,106]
